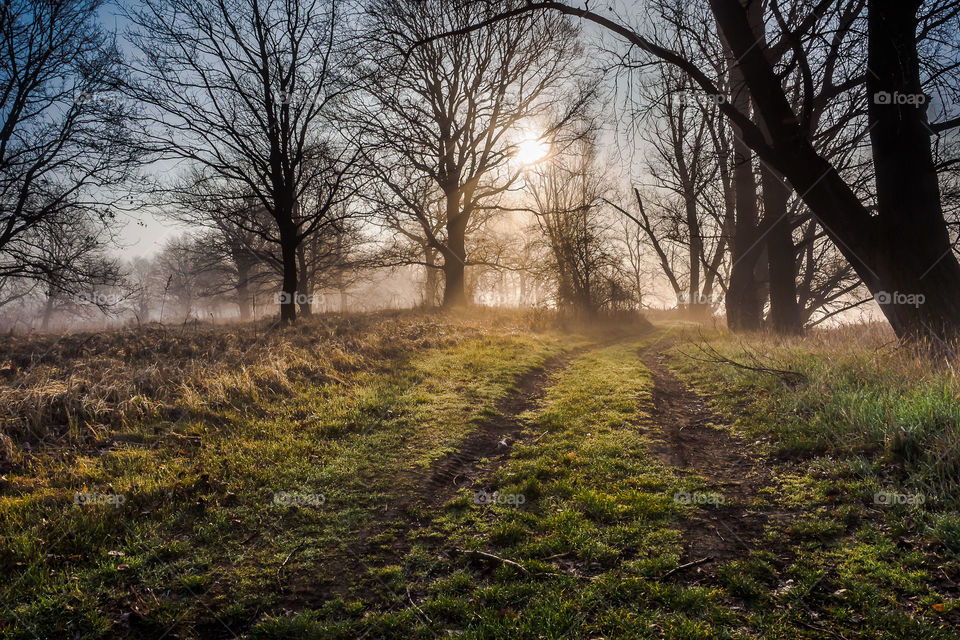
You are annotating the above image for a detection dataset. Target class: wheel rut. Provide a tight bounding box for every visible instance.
[637,341,785,581]
[286,346,583,605]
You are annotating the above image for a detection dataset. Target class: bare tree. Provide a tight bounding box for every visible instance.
[32,217,127,329]
[524,135,628,315]
[0,0,135,297]
[625,57,730,318]
[435,0,960,343]
[123,0,360,324]
[355,0,585,306]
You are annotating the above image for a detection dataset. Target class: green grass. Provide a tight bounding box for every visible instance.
[1,317,958,638]
[0,322,572,638]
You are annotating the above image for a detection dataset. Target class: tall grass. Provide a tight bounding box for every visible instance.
[670,322,960,515]
[0,309,564,458]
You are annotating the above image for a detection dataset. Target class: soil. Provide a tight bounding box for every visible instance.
[637,342,788,581]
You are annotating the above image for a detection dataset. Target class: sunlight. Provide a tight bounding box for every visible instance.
[515,134,550,166]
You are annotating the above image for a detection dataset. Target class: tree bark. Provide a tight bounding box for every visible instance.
[296,244,313,317]
[278,220,298,325]
[864,0,960,342]
[762,166,803,334]
[231,243,254,322]
[423,246,440,307]
[709,0,960,343]
[41,291,55,331]
[236,262,251,322]
[722,5,764,332]
[725,122,764,331]
[442,198,469,307]
[683,191,709,318]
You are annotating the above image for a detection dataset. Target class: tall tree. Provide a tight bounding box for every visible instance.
[356,0,582,306]
[525,136,623,315]
[123,0,358,324]
[440,0,960,343]
[0,0,134,295]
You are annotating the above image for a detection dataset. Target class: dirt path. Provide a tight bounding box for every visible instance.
[422,350,574,499]
[289,348,580,604]
[637,342,782,581]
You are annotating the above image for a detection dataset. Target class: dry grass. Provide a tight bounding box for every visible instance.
[0,308,567,456]
[669,321,960,514]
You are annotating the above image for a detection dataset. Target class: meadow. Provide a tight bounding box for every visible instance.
[0,312,957,639]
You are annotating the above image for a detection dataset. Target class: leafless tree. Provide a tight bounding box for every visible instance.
[122,0,360,324]
[620,58,730,318]
[435,0,960,343]
[354,0,586,306]
[524,135,629,314]
[0,0,136,299]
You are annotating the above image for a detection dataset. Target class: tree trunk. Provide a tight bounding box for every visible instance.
[722,11,764,332]
[41,291,55,330]
[423,246,440,307]
[709,0,960,344]
[762,166,803,334]
[278,222,298,325]
[236,271,251,322]
[865,0,960,342]
[725,128,764,331]
[234,256,252,321]
[684,193,708,318]
[296,244,313,317]
[442,202,468,307]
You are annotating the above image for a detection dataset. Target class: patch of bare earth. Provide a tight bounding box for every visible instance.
[638,342,791,582]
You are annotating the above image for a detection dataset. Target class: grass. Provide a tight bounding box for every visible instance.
[0,313,958,638]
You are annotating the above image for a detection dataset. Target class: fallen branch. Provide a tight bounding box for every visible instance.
[797,618,849,640]
[458,548,529,574]
[406,585,434,625]
[276,543,305,590]
[661,556,713,578]
[677,335,807,386]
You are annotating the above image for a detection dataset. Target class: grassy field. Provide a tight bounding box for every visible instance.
[0,312,957,638]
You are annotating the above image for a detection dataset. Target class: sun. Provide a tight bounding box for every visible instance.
[515,135,550,166]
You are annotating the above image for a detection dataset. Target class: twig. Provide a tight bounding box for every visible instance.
[661,556,713,578]
[406,585,433,625]
[797,619,849,640]
[678,335,807,386]
[276,543,305,590]
[458,548,529,574]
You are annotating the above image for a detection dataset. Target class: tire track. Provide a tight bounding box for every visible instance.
[638,341,784,581]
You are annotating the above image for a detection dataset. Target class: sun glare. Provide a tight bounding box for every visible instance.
[515,135,549,166]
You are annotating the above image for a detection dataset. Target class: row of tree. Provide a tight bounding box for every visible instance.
[509,0,959,342]
[1,0,958,342]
